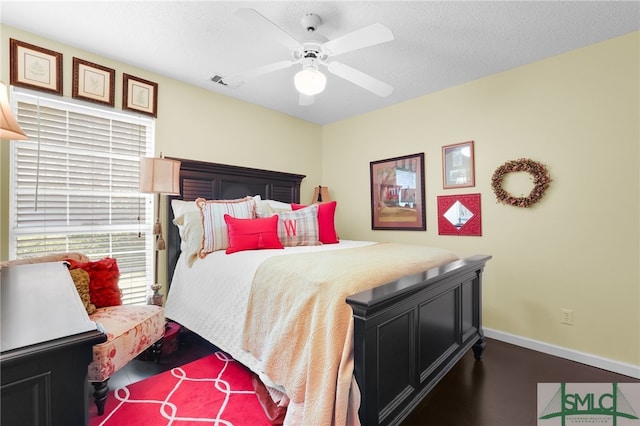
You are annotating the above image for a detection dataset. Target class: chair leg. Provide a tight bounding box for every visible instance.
[92,379,109,415]
[151,338,163,364]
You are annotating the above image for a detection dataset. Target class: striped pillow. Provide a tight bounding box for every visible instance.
[272,204,320,247]
[196,197,256,258]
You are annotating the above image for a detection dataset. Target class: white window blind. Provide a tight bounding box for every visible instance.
[9,89,154,305]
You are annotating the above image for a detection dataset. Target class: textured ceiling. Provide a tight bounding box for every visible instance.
[2,1,639,125]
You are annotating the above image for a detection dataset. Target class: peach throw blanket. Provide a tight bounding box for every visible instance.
[242,243,458,426]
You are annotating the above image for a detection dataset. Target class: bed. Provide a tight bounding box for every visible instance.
[164,158,491,426]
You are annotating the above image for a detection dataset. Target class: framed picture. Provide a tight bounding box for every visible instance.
[10,38,63,95]
[442,140,475,189]
[72,58,115,106]
[123,73,158,117]
[370,153,426,231]
[437,193,482,236]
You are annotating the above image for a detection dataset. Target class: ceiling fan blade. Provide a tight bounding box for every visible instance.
[299,93,315,106]
[234,8,302,51]
[222,60,296,86]
[322,23,394,56]
[327,61,393,97]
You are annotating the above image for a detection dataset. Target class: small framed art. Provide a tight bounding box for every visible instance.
[10,38,63,95]
[72,58,115,106]
[123,73,158,117]
[370,152,426,231]
[442,140,475,189]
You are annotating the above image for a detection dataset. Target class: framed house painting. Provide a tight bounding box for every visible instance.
[10,38,63,95]
[123,73,158,117]
[370,152,426,231]
[442,140,475,189]
[72,58,115,106]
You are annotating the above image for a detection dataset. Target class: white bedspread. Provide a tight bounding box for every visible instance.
[165,240,458,425]
[164,240,375,388]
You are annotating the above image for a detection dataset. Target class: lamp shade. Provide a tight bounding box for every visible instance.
[140,157,181,195]
[294,68,327,96]
[0,81,28,140]
[312,185,330,204]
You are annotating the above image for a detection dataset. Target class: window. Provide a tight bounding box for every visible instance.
[9,88,154,305]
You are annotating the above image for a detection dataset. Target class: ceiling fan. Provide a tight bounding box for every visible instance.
[219,8,395,106]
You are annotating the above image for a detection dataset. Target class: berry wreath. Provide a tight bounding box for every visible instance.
[490,158,551,208]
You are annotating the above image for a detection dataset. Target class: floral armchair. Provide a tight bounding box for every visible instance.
[0,253,165,415]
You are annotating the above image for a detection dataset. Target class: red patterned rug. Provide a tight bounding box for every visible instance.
[89,352,272,426]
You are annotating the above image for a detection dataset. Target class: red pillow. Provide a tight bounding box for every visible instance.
[68,257,122,308]
[291,201,339,244]
[224,214,284,254]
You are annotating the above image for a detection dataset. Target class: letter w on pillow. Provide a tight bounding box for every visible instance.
[283,219,297,237]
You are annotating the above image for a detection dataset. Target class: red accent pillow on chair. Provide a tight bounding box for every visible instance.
[68,257,122,308]
[291,201,339,244]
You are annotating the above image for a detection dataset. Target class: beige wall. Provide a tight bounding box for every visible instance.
[323,32,640,367]
[1,24,638,368]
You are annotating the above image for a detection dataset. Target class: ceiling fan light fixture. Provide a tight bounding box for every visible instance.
[294,68,327,96]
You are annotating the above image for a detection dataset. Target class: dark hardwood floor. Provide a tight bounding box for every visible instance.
[401,339,639,426]
[99,330,639,426]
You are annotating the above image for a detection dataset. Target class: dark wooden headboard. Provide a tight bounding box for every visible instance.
[165,157,305,285]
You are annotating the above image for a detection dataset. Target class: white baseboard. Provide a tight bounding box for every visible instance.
[483,328,640,379]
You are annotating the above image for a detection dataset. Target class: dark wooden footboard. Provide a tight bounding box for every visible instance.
[347,254,491,426]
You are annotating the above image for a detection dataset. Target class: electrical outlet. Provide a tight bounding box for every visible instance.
[561,309,574,326]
